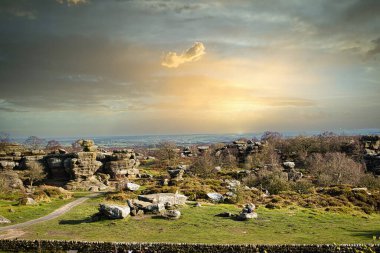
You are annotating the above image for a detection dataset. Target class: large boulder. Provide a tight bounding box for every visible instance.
[0,170,24,190]
[98,204,130,219]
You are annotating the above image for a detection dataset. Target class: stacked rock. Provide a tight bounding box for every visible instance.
[237,203,258,220]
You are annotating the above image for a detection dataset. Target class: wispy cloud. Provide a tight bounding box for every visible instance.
[57,0,88,6]
[161,42,206,68]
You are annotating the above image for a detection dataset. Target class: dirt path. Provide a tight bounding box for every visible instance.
[0,192,101,239]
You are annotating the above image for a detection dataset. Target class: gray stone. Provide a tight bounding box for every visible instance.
[162,210,181,220]
[20,197,37,205]
[0,215,11,224]
[98,204,130,219]
[138,193,187,206]
[126,182,140,191]
[283,161,296,169]
[237,212,258,220]
[207,192,224,202]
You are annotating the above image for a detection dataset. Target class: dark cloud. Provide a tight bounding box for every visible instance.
[367,37,380,58]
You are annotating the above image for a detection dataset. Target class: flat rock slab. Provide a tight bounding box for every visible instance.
[138,193,187,205]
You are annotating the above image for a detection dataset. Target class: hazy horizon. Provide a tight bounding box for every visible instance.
[0,0,379,136]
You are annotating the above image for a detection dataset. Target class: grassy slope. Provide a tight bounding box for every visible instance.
[0,192,89,226]
[18,195,380,244]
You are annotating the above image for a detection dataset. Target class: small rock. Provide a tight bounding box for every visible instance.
[162,210,181,220]
[126,182,140,191]
[237,212,258,221]
[0,215,11,224]
[195,202,202,207]
[19,197,37,205]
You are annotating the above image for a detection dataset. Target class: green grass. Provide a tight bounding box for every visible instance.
[16,195,380,244]
[0,192,90,226]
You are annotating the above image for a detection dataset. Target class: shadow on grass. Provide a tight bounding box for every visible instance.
[351,230,380,241]
[58,218,90,225]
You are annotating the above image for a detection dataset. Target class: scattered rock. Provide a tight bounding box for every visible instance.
[19,197,37,205]
[283,161,295,170]
[126,182,140,191]
[0,215,11,224]
[138,193,187,206]
[207,192,224,203]
[194,202,202,207]
[162,210,181,220]
[98,204,130,219]
[237,212,258,220]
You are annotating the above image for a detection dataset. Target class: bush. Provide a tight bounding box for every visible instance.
[291,180,315,194]
[243,168,290,195]
[307,152,365,186]
[359,174,380,189]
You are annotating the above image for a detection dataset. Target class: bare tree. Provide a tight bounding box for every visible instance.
[23,161,46,187]
[307,152,364,186]
[190,152,217,178]
[24,136,45,150]
[156,141,179,166]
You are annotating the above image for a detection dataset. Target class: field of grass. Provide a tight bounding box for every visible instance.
[0,192,90,226]
[16,194,380,244]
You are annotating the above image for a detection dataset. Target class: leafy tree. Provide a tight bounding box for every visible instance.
[23,161,46,187]
[24,136,45,150]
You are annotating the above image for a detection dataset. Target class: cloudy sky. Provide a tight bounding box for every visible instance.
[0,0,379,137]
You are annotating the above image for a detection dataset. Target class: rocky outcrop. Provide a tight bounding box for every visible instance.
[104,150,140,179]
[361,135,380,175]
[0,170,24,190]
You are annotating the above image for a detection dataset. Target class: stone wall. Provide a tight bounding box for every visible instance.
[0,240,378,253]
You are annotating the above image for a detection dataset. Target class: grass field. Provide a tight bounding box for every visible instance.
[15,194,380,244]
[0,192,90,226]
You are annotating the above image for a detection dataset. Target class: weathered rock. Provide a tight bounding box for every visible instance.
[126,182,140,191]
[237,212,258,220]
[98,204,130,219]
[283,161,295,170]
[138,193,187,206]
[58,148,67,154]
[207,192,224,203]
[19,197,37,205]
[64,152,102,180]
[0,215,11,224]
[242,203,256,213]
[225,179,241,190]
[162,210,181,220]
[47,157,63,169]
[0,160,18,170]
[0,171,24,190]
[194,202,202,207]
[104,160,140,179]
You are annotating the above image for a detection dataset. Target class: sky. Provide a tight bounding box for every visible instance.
[0,0,379,137]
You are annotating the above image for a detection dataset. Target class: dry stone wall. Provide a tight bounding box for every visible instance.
[0,240,378,253]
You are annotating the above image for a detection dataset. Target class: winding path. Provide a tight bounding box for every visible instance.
[0,192,101,239]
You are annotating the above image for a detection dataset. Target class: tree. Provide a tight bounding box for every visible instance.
[24,136,45,150]
[156,141,179,166]
[45,140,61,151]
[307,152,364,186]
[23,161,46,187]
[190,152,217,178]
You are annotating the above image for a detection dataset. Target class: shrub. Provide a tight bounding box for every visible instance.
[291,180,315,194]
[306,152,365,186]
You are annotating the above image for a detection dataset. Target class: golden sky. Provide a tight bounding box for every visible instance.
[0,0,379,136]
